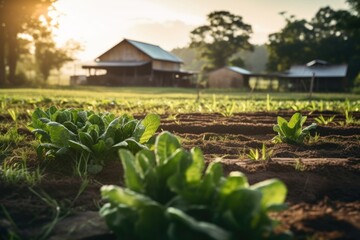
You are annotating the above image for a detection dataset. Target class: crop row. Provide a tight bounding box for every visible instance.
[0,95,359,115]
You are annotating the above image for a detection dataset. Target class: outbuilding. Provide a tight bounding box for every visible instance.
[82,39,193,87]
[279,60,348,92]
[207,66,251,88]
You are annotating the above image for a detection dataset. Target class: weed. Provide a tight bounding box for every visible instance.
[0,161,43,186]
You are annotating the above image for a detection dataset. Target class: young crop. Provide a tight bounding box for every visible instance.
[30,106,160,174]
[100,132,292,240]
[314,115,335,125]
[247,144,273,161]
[273,112,317,144]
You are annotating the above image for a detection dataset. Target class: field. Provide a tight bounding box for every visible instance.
[0,87,360,239]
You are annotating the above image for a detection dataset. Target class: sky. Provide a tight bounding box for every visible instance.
[52,0,349,61]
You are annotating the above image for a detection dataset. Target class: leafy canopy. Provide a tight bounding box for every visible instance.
[190,11,253,72]
[267,6,360,85]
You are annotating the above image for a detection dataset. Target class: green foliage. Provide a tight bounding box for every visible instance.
[247,144,273,161]
[100,132,291,240]
[190,11,253,72]
[30,106,160,174]
[0,161,43,186]
[273,112,317,144]
[314,115,335,125]
[0,0,57,85]
[267,6,360,84]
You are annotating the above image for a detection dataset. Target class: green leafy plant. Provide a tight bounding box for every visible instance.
[273,112,317,144]
[30,107,160,174]
[314,115,335,125]
[247,144,273,161]
[100,132,292,240]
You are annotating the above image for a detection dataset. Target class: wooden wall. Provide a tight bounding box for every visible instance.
[208,68,245,88]
[153,60,180,71]
[98,41,150,62]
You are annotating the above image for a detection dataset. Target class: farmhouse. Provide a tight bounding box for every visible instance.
[207,66,251,88]
[82,39,193,87]
[279,60,348,92]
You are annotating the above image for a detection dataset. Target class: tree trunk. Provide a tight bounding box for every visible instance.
[0,1,6,86]
[7,28,18,85]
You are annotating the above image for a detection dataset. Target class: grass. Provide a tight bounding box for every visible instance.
[0,86,359,101]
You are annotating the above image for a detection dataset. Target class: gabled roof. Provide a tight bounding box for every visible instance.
[226,66,252,75]
[127,39,183,63]
[97,39,183,63]
[285,64,347,78]
[82,61,150,69]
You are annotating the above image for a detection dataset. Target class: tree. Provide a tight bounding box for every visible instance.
[0,0,56,86]
[189,11,253,72]
[267,15,315,71]
[35,41,82,82]
[267,6,360,86]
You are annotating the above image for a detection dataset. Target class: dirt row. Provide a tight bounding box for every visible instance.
[0,111,359,239]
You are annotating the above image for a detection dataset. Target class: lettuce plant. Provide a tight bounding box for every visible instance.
[30,107,160,174]
[100,131,292,240]
[273,112,317,144]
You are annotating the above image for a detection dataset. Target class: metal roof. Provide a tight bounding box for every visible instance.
[126,39,183,63]
[82,61,149,69]
[284,64,347,78]
[226,66,252,75]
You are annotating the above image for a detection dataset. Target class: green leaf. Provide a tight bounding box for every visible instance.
[88,164,103,174]
[119,150,144,192]
[135,204,167,240]
[32,129,50,142]
[225,189,262,227]
[288,112,301,128]
[101,185,156,208]
[251,179,287,210]
[69,140,92,153]
[47,122,76,147]
[63,121,78,134]
[139,114,160,144]
[155,131,181,165]
[220,172,249,196]
[88,114,105,131]
[166,207,232,240]
[92,139,106,155]
[79,132,94,148]
[185,147,205,183]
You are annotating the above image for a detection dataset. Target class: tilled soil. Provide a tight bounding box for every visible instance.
[0,111,359,239]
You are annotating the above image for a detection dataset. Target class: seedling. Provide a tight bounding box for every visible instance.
[273,112,317,144]
[247,144,273,161]
[314,115,335,125]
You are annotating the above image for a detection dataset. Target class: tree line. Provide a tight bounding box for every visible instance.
[188,0,360,88]
[0,0,359,88]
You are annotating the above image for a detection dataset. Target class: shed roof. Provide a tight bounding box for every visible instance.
[82,61,150,69]
[127,39,183,63]
[227,66,252,75]
[284,64,347,78]
[97,39,183,63]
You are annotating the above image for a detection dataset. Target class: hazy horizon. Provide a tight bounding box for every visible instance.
[53,0,348,61]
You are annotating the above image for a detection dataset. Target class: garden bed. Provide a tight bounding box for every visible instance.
[0,111,359,239]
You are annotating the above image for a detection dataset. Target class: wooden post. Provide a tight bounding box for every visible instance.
[309,72,315,99]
